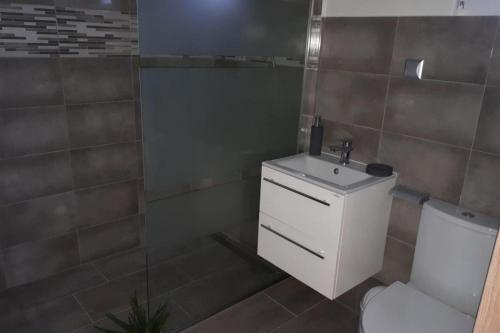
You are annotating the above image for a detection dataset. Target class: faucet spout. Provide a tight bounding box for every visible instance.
[329,139,353,165]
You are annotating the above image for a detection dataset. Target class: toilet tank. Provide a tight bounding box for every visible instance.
[410,200,499,317]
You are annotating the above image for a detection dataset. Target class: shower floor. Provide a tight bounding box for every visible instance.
[0,232,286,333]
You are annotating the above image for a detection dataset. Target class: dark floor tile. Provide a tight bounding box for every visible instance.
[391,16,498,84]
[71,143,138,189]
[78,216,140,262]
[94,243,190,280]
[171,264,275,321]
[73,180,138,228]
[0,106,68,158]
[336,278,382,314]
[317,70,388,129]
[75,262,189,321]
[271,300,356,333]
[461,151,500,219]
[172,243,247,280]
[323,120,380,163]
[378,133,469,203]
[265,277,325,315]
[67,101,136,148]
[0,192,75,249]
[320,17,397,74]
[489,32,500,87]
[184,293,293,333]
[387,197,423,246]
[374,237,415,285]
[0,264,105,310]
[474,86,500,155]
[61,58,133,105]
[0,152,72,205]
[0,258,5,292]
[0,58,63,109]
[384,78,483,147]
[2,233,80,288]
[0,296,90,333]
[55,0,130,12]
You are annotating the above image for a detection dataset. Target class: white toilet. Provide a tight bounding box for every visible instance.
[360,199,499,333]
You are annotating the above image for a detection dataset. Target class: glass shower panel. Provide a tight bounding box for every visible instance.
[139,0,309,57]
[142,67,303,248]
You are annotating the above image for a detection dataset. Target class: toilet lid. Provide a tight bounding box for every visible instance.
[361,282,475,333]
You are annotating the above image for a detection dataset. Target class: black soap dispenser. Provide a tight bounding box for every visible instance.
[309,116,323,156]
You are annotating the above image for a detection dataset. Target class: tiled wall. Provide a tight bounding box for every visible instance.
[300,16,500,285]
[0,0,142,290]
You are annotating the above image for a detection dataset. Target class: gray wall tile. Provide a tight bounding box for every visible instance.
[391,17,498,84]
[489,32,500,87]
[387,197,423,246]
[0,106,68,159]
[461,151,500,219]
[71,143,138,188]
[2,233,79,287]
[0,59,64,109]
[67,101,136,148]
[0,192,75,249]
[323,120,380,163]
[474,86,500,155]
[317,70,388,128]
[78,216,140,262]
[374,237,414,285]
[301,69,318,116]
[384,78,483,147]
[378,133,468,203]
[0,152,73,205]
[73,180,138,228]
[61,58,133,105]
[320,17,397,73]
[55,0,130,12]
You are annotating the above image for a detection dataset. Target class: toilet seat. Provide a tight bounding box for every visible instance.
[361,282,475,333]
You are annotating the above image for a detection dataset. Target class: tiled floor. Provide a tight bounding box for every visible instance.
[0,235,285,333]
[181,277,383,333]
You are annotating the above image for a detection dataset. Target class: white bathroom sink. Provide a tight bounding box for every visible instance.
[263,153,394,194]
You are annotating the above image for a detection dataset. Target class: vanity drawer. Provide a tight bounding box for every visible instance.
[260,166,344,243]
[258,212,337,298]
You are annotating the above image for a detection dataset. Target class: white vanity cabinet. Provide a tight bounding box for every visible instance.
[257,163,396,300]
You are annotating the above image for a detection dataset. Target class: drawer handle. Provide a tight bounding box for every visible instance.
[263,177,330,207]
[260,224,325,260]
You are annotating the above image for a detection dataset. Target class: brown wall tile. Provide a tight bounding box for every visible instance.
[391,17,498,83]
[387,197,423,246]
[2,233,80,287]
[78,216,140,262]
[0,192,75,249]
[0,59,64,109]
[375,237,415,285]
[0,106,68,159]
[317,70,388,129]
[73,180,138,228]
[323,120,380,163]
[320,17,397,74]
[61,58,133,105]
[0,152,73,205]
[474,86,500,155]
[378,133,468,203]
[384,78,483,147]
[71,143,138,188]
[461,151,500,219]
[67,101,136,148]
[301,69,318,116]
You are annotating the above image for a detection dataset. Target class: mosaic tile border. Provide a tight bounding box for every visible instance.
[0,2,138,57]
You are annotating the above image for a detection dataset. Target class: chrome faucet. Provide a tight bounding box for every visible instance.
[329,139,353,165]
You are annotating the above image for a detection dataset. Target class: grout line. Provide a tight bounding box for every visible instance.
[91,262,110,283]
[264,292,298,318]
[387,234,416,249]
[72,294,95,325]
[268,300,328,333]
